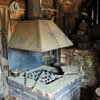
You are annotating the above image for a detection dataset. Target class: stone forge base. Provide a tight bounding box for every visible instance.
[8,76,82,100]
[8,66,82,100]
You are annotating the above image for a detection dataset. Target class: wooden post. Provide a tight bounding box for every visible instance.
[0,8,10,99]
[28,0,41,19]
[0,8,8,59]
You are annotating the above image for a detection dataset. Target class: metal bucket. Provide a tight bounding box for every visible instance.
[94,87,100,100]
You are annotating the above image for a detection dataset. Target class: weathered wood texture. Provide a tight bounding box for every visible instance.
[0,8,8,58]
[28,0,41,19]
[58,0,82,13]
[0,0,25,9]
[42,0,53,8]
[0,0,25,42]
[56,0,82,33]
[0,0,53,9]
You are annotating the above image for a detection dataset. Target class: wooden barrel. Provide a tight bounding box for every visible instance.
[94,88,100,100]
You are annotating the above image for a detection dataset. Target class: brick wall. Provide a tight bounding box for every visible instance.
[8,79,49,100]
[50,77,81,100]
[8,75,82,100]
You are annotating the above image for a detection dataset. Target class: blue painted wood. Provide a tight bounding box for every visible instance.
[8,48,42,72]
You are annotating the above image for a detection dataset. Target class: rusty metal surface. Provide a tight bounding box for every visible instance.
[8,20,73,52]
[28,0,41,19]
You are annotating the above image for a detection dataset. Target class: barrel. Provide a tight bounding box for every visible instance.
[94,87,100,100]
[88,24,100,39]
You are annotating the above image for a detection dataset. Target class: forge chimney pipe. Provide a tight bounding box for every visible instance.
[28,0,41,19]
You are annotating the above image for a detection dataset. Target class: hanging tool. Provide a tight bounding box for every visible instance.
[23,72,27,85]
[96,0,99,24]
[31,71,42,90]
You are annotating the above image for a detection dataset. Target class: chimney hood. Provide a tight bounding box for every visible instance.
[8,20,73,52]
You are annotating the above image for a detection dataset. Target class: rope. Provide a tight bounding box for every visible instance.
[9,1,19,12]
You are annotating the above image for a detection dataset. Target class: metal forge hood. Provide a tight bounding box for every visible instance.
[8,20,73,52]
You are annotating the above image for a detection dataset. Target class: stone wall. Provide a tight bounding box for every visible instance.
[61,48,99,100]
[61,48,99,87]
[8,75,82,100]
[8,79,48,100]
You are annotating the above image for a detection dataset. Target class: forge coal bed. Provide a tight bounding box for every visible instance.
[8,65,82,100]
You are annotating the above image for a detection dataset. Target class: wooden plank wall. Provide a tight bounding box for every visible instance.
[0,0,53,9]
[42,0,53,8]
[0,7,9,58]
[0,0,25,9]
[0,0,25,28]
[0,0,25,57]
[0,0,54,42]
